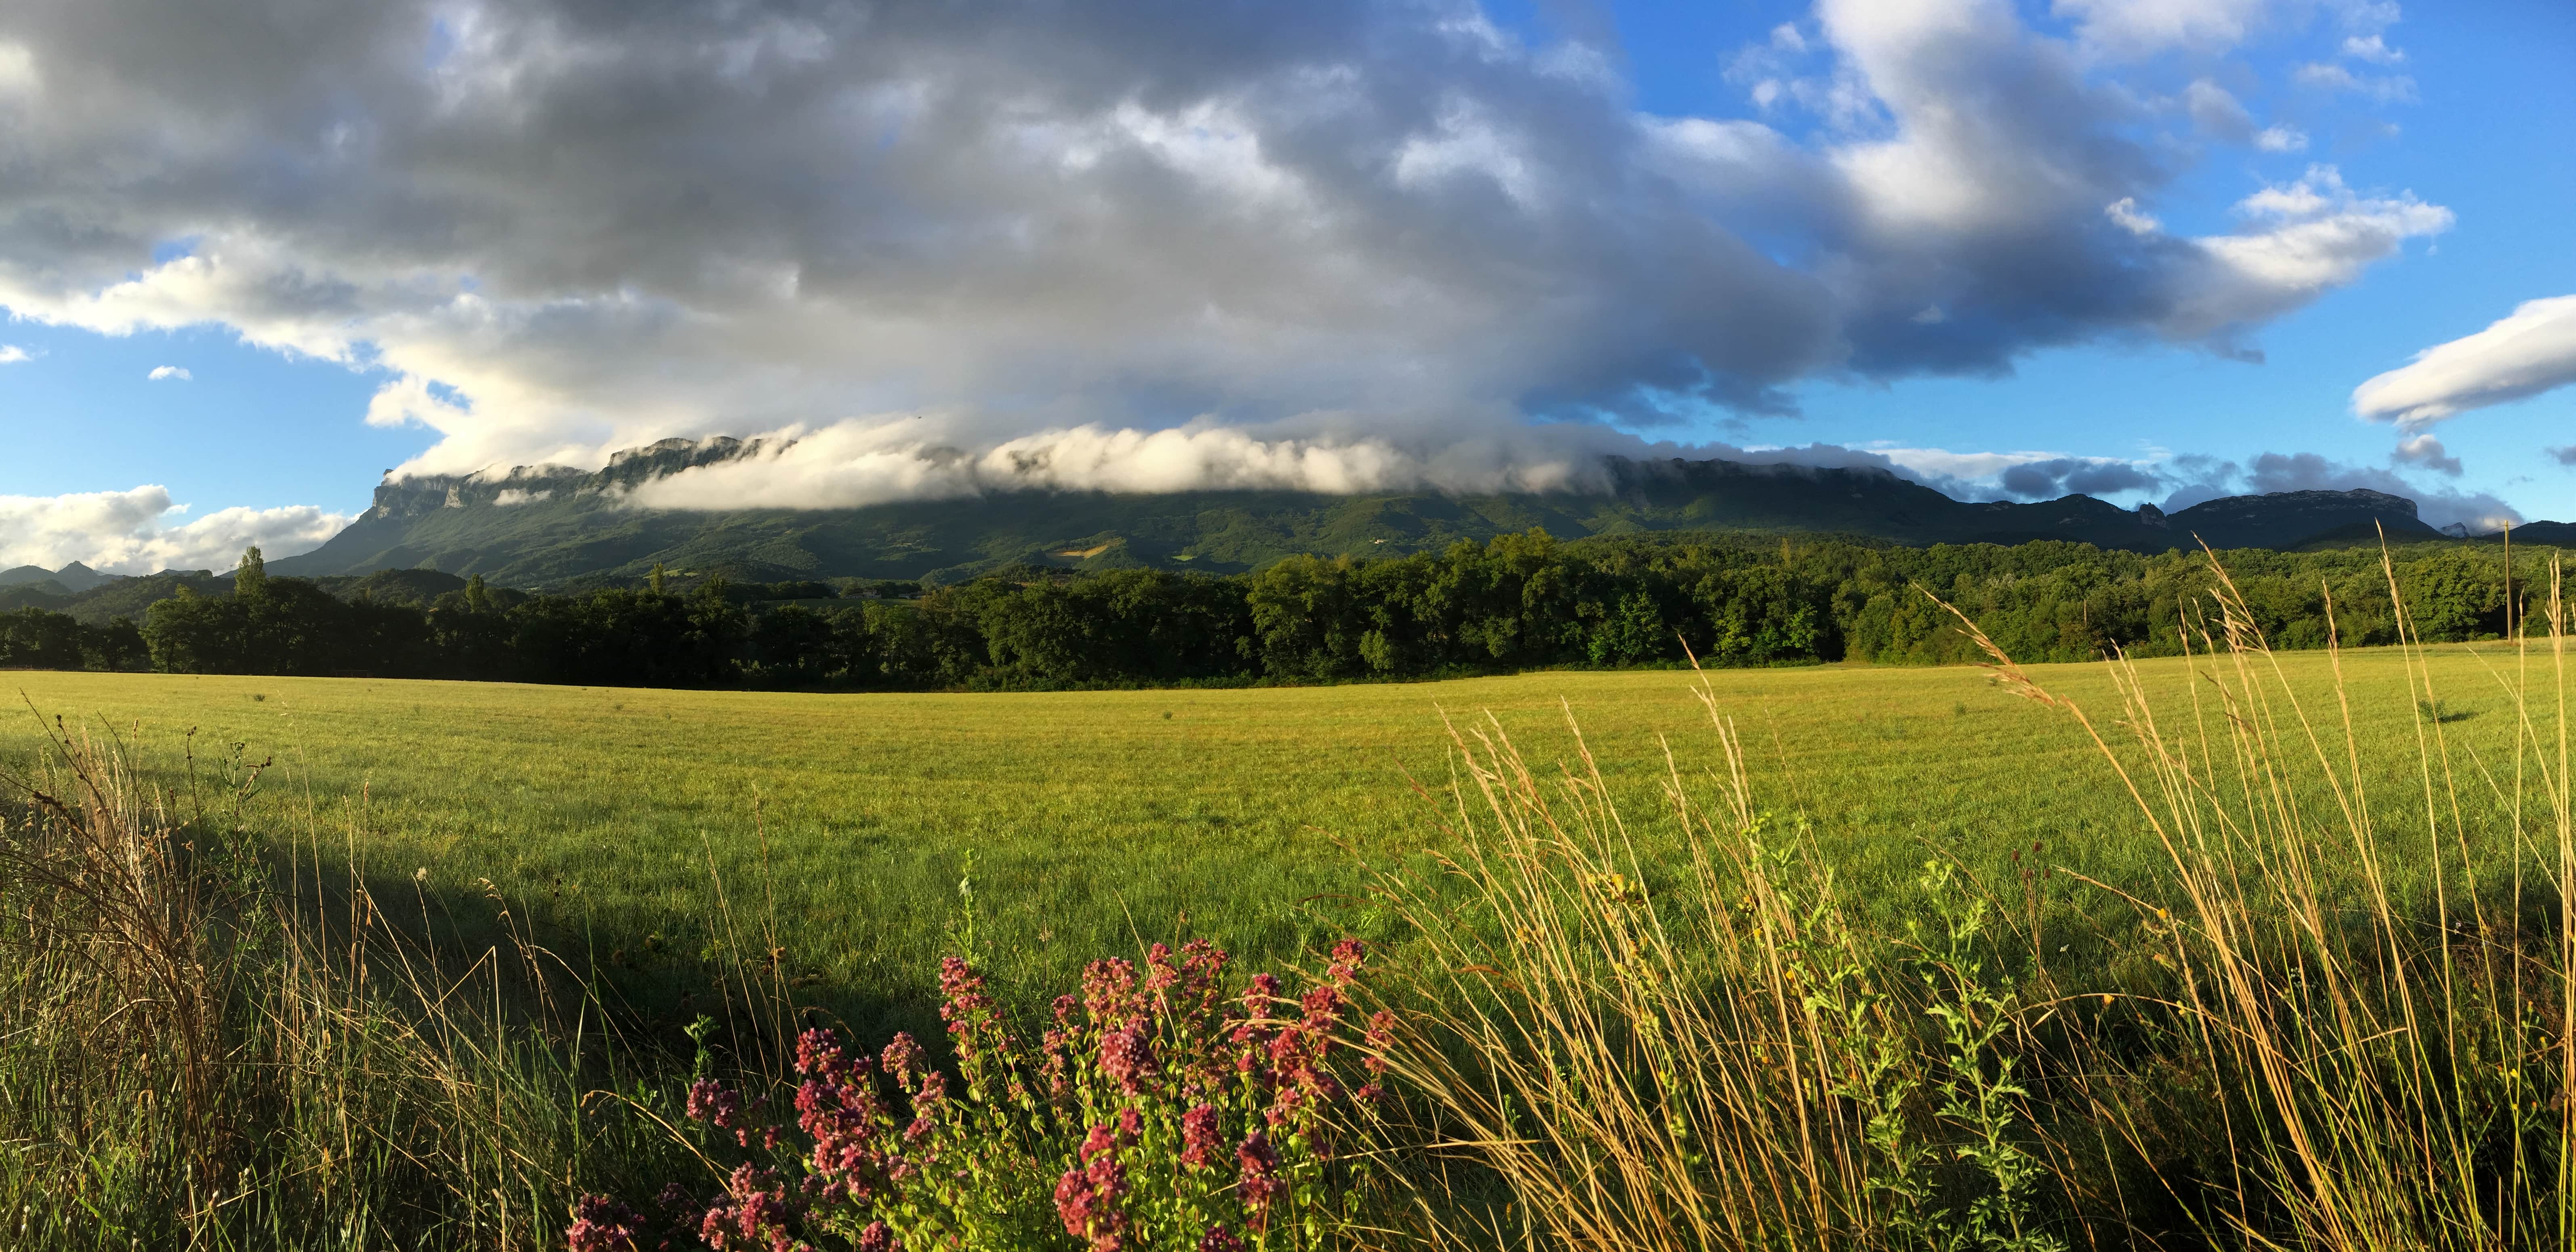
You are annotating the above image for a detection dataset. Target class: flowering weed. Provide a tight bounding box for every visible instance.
[575,940,1389,1251]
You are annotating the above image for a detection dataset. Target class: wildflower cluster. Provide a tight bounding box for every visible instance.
[567,940,1387,1251]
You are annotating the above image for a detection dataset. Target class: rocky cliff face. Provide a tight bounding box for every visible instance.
[2162,488,2427,549]
[361,437,773,521]
[2173,487,2417,525]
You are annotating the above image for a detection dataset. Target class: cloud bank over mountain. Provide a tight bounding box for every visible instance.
[2,419,2519,577]
[613,416,2520,534]
[0,0,2450,507]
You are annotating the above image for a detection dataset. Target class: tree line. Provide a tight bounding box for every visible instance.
[0,534,2549,688]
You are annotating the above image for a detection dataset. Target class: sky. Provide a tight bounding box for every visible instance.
[0,0,2570,573]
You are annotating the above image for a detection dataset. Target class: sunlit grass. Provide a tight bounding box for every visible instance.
[0,648,2521,1037]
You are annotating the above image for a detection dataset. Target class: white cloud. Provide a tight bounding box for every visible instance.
[146,364,191,380]
[2254,125,2308,152]
[0,486,351,574]
[2294,61,2417,103]
[2389,432,2460,475]
[2157,166,2450,345]
[626,418,1645,512]
[1876,446,2072,483]
[2340,34,2404,64]
[0,42,36,95]
[2054,0,2270,58]
[0,345,27,364]
[2105,197,2162,235]
[2328,1,2402,34]
[2352,294,2576,428]
[619,419,2176,514]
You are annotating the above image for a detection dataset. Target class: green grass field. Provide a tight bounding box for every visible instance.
[0,644,2539,1036]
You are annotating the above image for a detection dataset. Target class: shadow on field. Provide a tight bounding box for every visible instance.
[282,854,937,1076]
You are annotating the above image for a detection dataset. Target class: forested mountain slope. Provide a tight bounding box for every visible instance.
[267,437,2456,588]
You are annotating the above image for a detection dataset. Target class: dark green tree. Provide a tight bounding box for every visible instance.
[82,617,150,671]
[235,545,269,602]
[0,608,86,669]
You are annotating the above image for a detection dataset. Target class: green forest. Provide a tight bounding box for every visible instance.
[0,531,2548,688]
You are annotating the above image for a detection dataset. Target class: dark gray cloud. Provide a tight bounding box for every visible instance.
[1997,457,2160,500]
[0,0,2448,485]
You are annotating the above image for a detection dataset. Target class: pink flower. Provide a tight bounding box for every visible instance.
[1328,937,1368,985]
[1041,1026,1074,1099]
[939,956,1009,1068]
[1056,1122,1135,1249]
[1240,973,1283,1019]
[700,1202,739,1248]
[722,1164,800,1250]
[1100,1025,1156,1097]
[1180,1103,1223,1170]
[879,1032,926,1084]
[1235,1131,1288,1230]
[1083,958,1141,1027]
[687,1079,744,1131]
[1363,1010,1394,1067]
[795,1027,854,1081]
[565,937,1383,1251]
[564,1195,643,1252]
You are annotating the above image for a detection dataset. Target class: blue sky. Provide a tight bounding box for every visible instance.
[1566,0,2576,513]
[1,0,2570,571]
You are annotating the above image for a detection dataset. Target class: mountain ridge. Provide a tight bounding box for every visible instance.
[252,436,2504,588]
[0,561,109,592]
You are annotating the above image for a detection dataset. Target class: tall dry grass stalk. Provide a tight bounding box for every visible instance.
[0,718,681,1249]
[1956,543,2574,1250]
[0,719,234,1211]
[1362,683,2059,1251]
[1367,542,2572,1252]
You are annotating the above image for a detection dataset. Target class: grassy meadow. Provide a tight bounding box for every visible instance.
[0,642,2532,1036]
[6,601,2573,1250]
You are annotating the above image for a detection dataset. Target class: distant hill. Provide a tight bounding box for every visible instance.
[0,571,228,625]
[0,561,110,592]
[267,436,2478,588]
[2476,521,2576,547]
